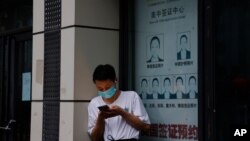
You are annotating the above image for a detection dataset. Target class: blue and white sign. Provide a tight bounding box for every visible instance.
[22,72,31,101]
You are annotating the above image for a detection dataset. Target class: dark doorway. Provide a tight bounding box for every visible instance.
[214,0,250,140]
[0,29,32,141]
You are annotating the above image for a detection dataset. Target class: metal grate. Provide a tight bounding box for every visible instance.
[42,102,60,141]
[45,0,61,31]
[44,31,60,100]
[43,0,61,141]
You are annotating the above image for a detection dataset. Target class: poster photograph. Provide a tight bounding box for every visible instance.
[134,0,198,140]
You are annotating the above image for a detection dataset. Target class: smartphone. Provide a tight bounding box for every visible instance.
[98,105,110,112]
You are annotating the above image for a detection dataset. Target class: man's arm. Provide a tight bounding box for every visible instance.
[110,106,150,133]
[90,111,119,141]
[121,110,150,133]
[90,114,105,141]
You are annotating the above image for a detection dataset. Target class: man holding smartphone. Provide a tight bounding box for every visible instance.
[88,64,150,141]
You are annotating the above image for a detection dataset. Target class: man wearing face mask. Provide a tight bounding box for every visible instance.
[88,64,150,141]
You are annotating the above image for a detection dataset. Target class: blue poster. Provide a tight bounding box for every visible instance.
[22,72,31,101]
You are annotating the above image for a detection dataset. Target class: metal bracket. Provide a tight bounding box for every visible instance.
[0,119,16,130]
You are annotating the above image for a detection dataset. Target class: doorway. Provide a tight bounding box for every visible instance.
[0,29,32,141]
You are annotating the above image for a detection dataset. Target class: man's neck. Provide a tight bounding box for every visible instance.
[151,56,159,62]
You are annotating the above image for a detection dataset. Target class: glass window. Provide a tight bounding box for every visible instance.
[0,0,32,32]
[130,0,199,140]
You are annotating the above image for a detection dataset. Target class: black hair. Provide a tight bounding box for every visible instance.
[180,34,188,44]
[93,64,116,83]
[163,77,171,84]
[150,36,160,49]
[152,78,159,86]
[188,76,196,84]
[141,78,148,86]
[176,76,183,84]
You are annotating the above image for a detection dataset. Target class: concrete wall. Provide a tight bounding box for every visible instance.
[31,0,119,140]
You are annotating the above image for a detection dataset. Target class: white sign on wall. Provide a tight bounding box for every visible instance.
[134,0,198,140]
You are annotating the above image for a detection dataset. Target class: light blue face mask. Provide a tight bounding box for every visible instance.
[98,86,117,99]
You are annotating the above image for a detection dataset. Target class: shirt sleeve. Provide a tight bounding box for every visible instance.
[87,101,98,135]
[131,92,150,124]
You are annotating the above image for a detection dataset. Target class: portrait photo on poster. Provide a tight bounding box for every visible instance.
[186,75,198,99]
[176,31,191,60]
[151,77,162,99]
[139,77,150,99]
[139,76,163,100]
[174,75,187,99]
[162,76,175,99]
[146,34,164,63]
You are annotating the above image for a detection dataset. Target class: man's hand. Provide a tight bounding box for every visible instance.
[99,105,125,120]
[109,105,125,115]
[99,110,119,120]
[110,105,150,133]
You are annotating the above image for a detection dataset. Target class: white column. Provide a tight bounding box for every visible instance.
[30,0,44,140]
[31,0,120,140]
[60,0,120,141]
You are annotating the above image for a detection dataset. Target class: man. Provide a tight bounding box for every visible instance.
[175,76,189,99]
[162,77,176,99]
[139,78,149,99]
[147,36,164,63]
[88,64,150,141]
[148,78,163,99]
[177,34,191,60]
[188,76,198,99]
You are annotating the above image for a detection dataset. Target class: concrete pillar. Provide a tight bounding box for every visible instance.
[31,0,119,141]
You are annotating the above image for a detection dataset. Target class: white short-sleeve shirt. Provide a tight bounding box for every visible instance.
[88,91,150,141]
